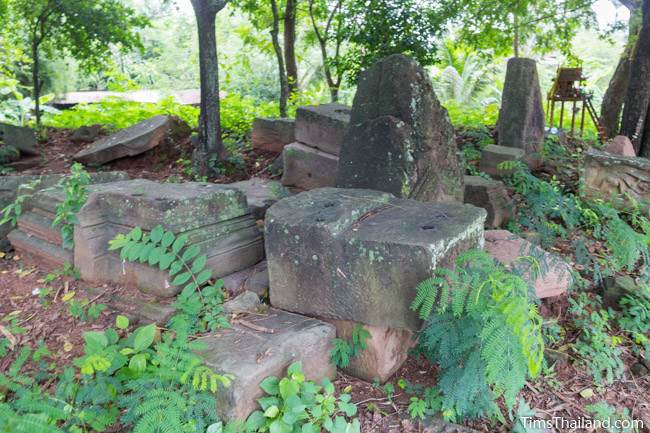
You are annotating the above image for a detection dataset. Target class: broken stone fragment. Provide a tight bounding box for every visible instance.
[281,142,339,190]
[483,230,572,298]
[0,122,39,156]
[605,135,636,157]
[222,291,261,314]
[463,175,514,228]
[197,308,336,420]
[497,57,545,167]
[252,117,295,153]
[73,115,184,165]
[479,144,526,179]
[74,179,263,298]
[583,148,650,213]
[229,178,290,220]
[295,103,350,155]
[266,187,486,331]
[337,54,464,203]
[328,319,415,383]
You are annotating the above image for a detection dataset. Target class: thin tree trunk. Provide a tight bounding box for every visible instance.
[513,13,520,58]
[308,0,342,102]
[271,0,288,117]
[32,41,41,128]
[190,0,227,177]
[621,0,650,155]
[283,0,298,95]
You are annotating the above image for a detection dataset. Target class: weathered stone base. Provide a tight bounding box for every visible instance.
[198,308,336,420]
[479,144,526,179]
[328,319,414,383]
[281,142,338,190]
[74,180,264,298]
[266,188,486,331]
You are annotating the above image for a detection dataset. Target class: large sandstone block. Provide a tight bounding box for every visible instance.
[74,179,263,298]
[497,58,545,167]
[295,103,350,155]
[229,178,290,220]
[0,122,39,156]
[463,175,513,228]
[198,308,336,420]
[583,148,650,212]
[252,117,295,153]
[337,54,464,203]
[266,188,486,331]
[479,144,526,179]
[73,115,182,165]
[605,135,636,157]
[484,230,571,298]
[281,142,338,190]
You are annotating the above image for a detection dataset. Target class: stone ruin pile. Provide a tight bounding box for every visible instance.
[0,53,578,423]
[281,103,350,190]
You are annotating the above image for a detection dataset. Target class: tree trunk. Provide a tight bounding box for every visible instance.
[190,0,227,177]
[271,0,289,116]
[601,3,641,138]
[621,0,650,156]
[32,41,41,128]
[283,0,298,95]
[600,55,632,138]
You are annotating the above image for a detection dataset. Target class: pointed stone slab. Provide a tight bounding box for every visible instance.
[265,188,486,331]
[497,58,545,167]
[73,115,173,165]
[198,308,336,420]
[74,179,264,298]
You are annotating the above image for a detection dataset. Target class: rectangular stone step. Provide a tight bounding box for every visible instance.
[16,211,61,245]
[7,229,73,270]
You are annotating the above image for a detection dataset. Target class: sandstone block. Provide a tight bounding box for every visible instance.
[329,319,414,383]
[266,188,486,331]
[74,179,263,298]
[497,58,545,167]
[479,144,526,179]
[337,54,464,203]
[463,175,513,228]
[252,117,295,153]
[295,103,350,155]
[229,178,290,220]
[198,309,336,420]
[484,230,571,298]
[281,142,338,190]
[0,122,39,156]
[73,115,177,165]
[605,135,636,157]
[583,148,650,212]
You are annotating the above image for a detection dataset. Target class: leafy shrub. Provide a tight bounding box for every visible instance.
[568,293,624,385]
[241,362,359,433]
[411,250,543,421]
[443,100,499,128]
[585,401,640,433]
[52,163,91,249]
[108,225,229,334]
[0,178,41,227]
[618,284,650,357]
[330,324,371,369]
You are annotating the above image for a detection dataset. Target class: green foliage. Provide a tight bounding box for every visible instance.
[330,324,371,368]
[618,284,650,357]
[65,296,106,323]
[585,401,640,433]
[0,178,41,227]
[444,99,499,128]
[0,312,25,359]
[568,293,624,385]
[52,163,91,250]
[499,160,650,283]
[412,250,544,421]
[109,225,229,334]
[242,362,359,433]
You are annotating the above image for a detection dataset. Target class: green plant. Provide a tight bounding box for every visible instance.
[0,179,41,227]
[330,324,371,369]
[108,225,229,334]
[65,295,106,323]
[618,284,650,357]
[411,250,544,421]
[242,362,359,433]
[585,401,640,433]
[568,293,624,385]
[52,163,91,249]
[0,312,25,358]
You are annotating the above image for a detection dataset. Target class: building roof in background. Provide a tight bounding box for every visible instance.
[51,89,203,108]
